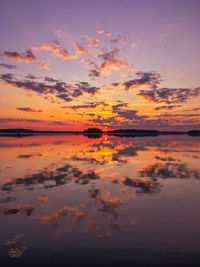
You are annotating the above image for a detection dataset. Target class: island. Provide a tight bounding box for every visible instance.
[0,128,199,137]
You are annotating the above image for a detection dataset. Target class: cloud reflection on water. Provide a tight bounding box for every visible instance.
[0,135,200,240]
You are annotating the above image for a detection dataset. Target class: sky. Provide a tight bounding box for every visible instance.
[0,0,200,131]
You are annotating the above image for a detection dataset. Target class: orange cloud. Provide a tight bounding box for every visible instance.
[122,81,150,90]
[74,43,88,54]
[88,48,133,77]
[39,62,49,70]
[40,205,87,225]
[97,29,112,36]
[41,40,78,60]
[86,37,99,47]
[81,58,96,67]
[98,58,130,75]
[0,49,38,63]
[0,205,36,216]
[40,206,77,224]
[37,196,48,203]
[74,211,88,223]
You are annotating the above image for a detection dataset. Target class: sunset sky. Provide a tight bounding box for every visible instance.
[0,0,200,131]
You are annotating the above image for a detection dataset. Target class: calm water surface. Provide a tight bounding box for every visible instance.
[0,134,200,267]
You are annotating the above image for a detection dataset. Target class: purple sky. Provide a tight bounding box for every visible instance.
[0,0,200,130]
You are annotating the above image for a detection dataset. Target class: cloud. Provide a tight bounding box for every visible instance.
[0,205,35,216]
[0,49,48,69]
[25,74,37,79]
[39,62,49,69]
[110,37,126,44]
[114,109,147,121]
[89,117,116,126]
[122,71,161,90]
[40,205,76,224]
[139,162,200,179]
[120,177,160,194]
[40,40,78,60]
[154,105,181,110]
[44,76,59,82]
[97,29,112,36]
[52,121,72,125]
[98,191,131,218]
[98,48,130,74]
[89,109,191,129]
[0,117,44,123]
[86,48,132,78]
[98,48,118,61]
[81,58,96,67]
[37,196,48,204]
[63,101,106,110]
[71,155,105,165]
[89,69,102,77]
[88,188,101,199]
[111,82,120,87]
[138,87,200,104]
[92,103,147,125]
[89,106,147,127]
[1,163,101,193]
[0,117,71,126]
[117,146,146,157]
[157,113,200,118]
[86,37,99,47]
[0,49,38,63]
[183,107,200,112]
[74,82,99,95]
[74,43,88,54]
[39,205,87,226]
[79,35,133,78]
[0,73,100,103]
[81,59,101,77]
[154,156,178,162]
[89,112,147,128]
[0,63,16,69]
[17,107,43,112]
[17,153,42,159]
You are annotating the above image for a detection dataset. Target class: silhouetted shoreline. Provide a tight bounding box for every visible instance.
[0,128,200,137]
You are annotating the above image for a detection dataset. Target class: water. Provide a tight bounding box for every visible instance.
[0,134,200,267]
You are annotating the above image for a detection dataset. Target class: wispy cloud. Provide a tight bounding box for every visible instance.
[0,63,16,69]
[89,102,147,127]
[0,117,71,126]
[97,29,112,36]
[74,43,88,54]
[38,62,49,70]
[85,36,99,47]
[62,101,108,110]
[39,40,78,60]
[17,107,43,112]
[0,49,38,63]
[0,117,44,123]
[138,87,200,104]
[122,71,161,90]
[154,105,181,111]
[0,73,100,103]
[87,48,133,78]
